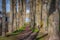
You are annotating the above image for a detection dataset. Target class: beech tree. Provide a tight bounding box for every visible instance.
[2,0,6,36]
[48,0,60,40]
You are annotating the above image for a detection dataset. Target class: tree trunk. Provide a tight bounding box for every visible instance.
[32,0,36,30]
[48,10,59,40]
[2,0,6,36]
[13,0,17,31]
[48,0,60,40]
[41,0,48,33]
[30,0,36,29]
[30,0,33,27]
[22,0,26,26]
[8,0,14,33]
[35,0,41,29]
[17,0,20,29]
[19,0,23,27]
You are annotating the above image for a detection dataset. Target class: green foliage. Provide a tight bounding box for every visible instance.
[20,26,26,30]
[24,23,27,26]
[30,27,39,32]
[36,38,44,40]
[11,26,26,35]
[11,30,24,35]
[7,25,26,36]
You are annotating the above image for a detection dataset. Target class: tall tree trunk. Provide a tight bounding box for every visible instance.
[48,0,60,40]
[30,0,33,27]
[21,0,25,26]
[17,0,23,28]
[22,0,26,26]
[8,0,14,33]
[13,0,17,31]
[30,0,36,28]
[17,0,20,29]
[19,0,23,27]
[32,0,36,30]
[48,9,60,40]
[58,0,60,32]
[36,0,41,28]
[2,0,6,36]
[41,0,48,33]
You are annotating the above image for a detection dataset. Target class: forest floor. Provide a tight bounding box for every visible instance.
[0,26,48,40]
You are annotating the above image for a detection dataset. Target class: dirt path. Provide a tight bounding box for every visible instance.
[16,27,38,40]
[6,26,48,40]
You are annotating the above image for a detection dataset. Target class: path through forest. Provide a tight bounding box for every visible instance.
[16,26,38,40]
[5,26,48,40]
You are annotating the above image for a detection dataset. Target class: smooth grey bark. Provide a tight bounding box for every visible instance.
[13,0,17,31]
[8,0,14,33]
[30,0,36,29]
[20,0,23,27]
[30,0,33,27]
[17,0,20,29]
[22,0,26,26]
[32,0,36,30]
[2,0,6,36]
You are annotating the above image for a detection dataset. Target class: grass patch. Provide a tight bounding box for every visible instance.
[30,27,39,32]
[11,30,24,35]
[7,26,26,36]
[36,38,44,40]
[11,26,26,35]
